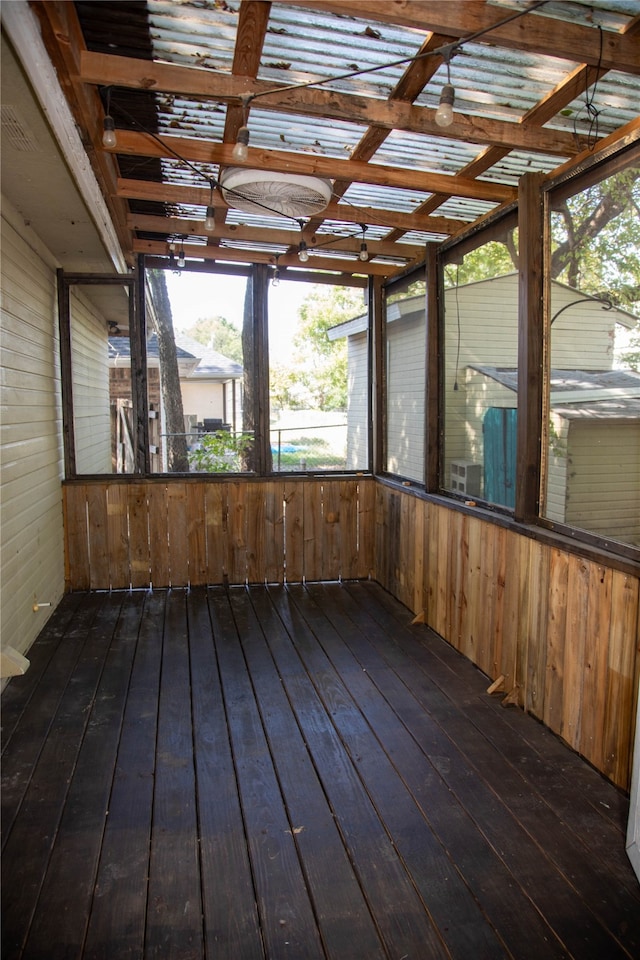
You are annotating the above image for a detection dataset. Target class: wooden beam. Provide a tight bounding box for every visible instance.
[109,130,516,203]
[80,50,583,157]
[132,238,402,276]
[516,172,546,524]
[288,1,640,74]
[126,213,424,259]
[116,177,466,234]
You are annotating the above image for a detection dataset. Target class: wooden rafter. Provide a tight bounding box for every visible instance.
[80,51,585,157]
[289,0,640,74]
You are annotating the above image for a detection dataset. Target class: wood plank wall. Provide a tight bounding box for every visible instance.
[62,477,639,789]
[375,484,640,791]
[63,478,376,592]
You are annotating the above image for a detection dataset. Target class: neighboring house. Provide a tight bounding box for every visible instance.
[468,366,640,544]
[109,332,243,470]
[332,274,639,542]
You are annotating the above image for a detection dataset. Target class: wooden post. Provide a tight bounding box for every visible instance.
[516,172,546,523]
[425,243,440,492]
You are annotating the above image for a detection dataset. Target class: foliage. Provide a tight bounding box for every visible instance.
[188,430,253,473]
[185,315,243,362]
[444,235,518,288]
[290,284,364,410]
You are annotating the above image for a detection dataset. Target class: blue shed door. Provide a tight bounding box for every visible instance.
[483,407,517,508]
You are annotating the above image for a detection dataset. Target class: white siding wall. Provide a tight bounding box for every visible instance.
[544,413,570,523]
[180,380,226,424]
[70,289,111,473]
[346,331,368,470]
[566,420,640,545]
[386,312,425,482]
[1,202,65,663]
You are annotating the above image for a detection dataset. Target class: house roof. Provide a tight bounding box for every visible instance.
[471,366,640,419]
[328,275,640,339]
[13,1,639,282]
[109,333,243,379]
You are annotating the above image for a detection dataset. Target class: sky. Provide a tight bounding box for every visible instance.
[165,269,316,361]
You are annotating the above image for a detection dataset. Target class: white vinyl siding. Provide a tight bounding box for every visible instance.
[70,288,111,473]
[346,331,368,470]
[565,420,640,545]
[386,311,425,482]
[1,205,65,661]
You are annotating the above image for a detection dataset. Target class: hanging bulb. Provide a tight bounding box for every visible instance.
[102,115,117,148]
[232,125,250,161]
[177,247,186,269]
[204,206,216,231]
[271,267,280,286]
[298,240,309,263]
[359,241,369,262]
[435,83,455,127]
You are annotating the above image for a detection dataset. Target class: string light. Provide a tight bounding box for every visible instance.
[102,87,117,147]
[177,241,186,269]
[435,45,457,128]
[359,224,369,262]
[298,239,309,263]
[204,182,216,231]
[102,115,117,148]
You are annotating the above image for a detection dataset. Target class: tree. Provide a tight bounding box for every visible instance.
[185,314,242,362]
[292,285,364,410]
[147,269,189,472]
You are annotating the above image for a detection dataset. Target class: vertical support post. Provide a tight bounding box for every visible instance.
[370,275,384,475]
[425,243,440,493]
[133,255,150,473]
[516,172,546,523]
[252,263,271,474]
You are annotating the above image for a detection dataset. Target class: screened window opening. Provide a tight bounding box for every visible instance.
[543,148,640,549]
[153,269,249,475]
[268,279,367,473]
[441,214,519,508]
[384,274,427,482]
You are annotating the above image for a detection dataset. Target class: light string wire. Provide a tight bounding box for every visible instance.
[104,0,550,256]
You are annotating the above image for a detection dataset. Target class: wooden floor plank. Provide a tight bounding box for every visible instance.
[347,581,637,888]
[209,587,326,960]
[83,589,165,960]
[2,581,638,960]
[266,584,452,960]
[1,594,125,960]
[239,586,388,960]
[1,593,103,848]
[337,581,639,960]
[304,582,570,960]
[0,591,85,748]
[21,593,146,960]
[145,589,203,960]
[187,588,264,960]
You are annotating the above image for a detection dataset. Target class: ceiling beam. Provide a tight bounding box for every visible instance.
[288,1,640,74]
[109,130,516,203]
[133,238,402,276]
[79,51,581,157]
[126,212,424,259]
[116,178,463,234]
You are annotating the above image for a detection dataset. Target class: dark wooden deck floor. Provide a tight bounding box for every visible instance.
[2,581,639,960]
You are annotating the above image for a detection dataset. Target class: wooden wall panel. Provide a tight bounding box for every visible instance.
[374,486,640,790]
[63,477,376,592]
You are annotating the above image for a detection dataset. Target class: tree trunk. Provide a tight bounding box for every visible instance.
[241,272,257,471]
[147,269,189,472]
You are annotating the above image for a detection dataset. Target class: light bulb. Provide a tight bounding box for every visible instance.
[232,125,250,161]
[435,83,455,128]
[298,241,309,263]
[359,242,369,262]
[204,206,215,231]
[102,115,117,148]
[177,249,186,268]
